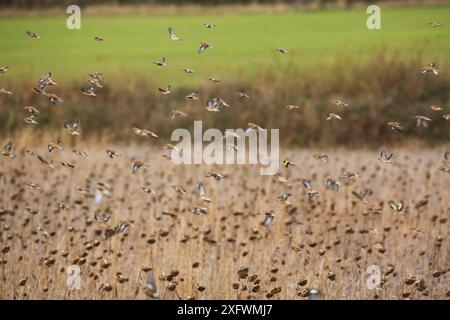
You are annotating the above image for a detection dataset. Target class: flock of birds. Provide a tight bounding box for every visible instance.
[1,21,449,216]
[0,18,449,299]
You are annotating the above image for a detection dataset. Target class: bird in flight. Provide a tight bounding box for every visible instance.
[430,105,443,111]
[168,27,181,41]
[170,110,187,120]
[199,183,212,203]
[158,85,172,95]
[25,30,40,39]
[428,22,442,27]
[421,62,440,75]
[154,57,167,67]
[378,150,393,164]
[387,121,402,133]
[204,23,216,29]
[326,113,342,120]
[313,153,329,162]
[133,127,158,138]
[332,99,350,108]
[186,91,200,100]
[260,211,276,227]
[0,88,12,95]
[388,200,405,214]
[23,108,39,121]
[106,149,121,159]
[64,121,80,135]
[415,115,432,128]
[198,42,213,54]
[94,36,105,42]
[276,48,288,54]
[206,172,224,181]
[81,87,96,97]
[0,66,9,73]
[132,160,149,174]
[1,141,15,159]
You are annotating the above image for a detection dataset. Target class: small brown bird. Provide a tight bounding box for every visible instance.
[0,88,12,95]
[133,127,158,138]
[64,121,80,135]
[24,106,39,116]
[443,114,450,121]
[0,66,9,73]
[48,139,63,152]
[199,183,212,203]
[60,161,75,169]
[430,105,443,111]
[81,87,96,97]
[326,113,342,120]
[32,87,46,95]
[170,110,187,120]
[72,149,88,157]
[158,85,172,95]
[1,141,15,159]
[24,116,38,125]
[378,150,393,164]
[190,207,208,215]
[168,27,181,41]
[428,22,442,27]
[247,122,264,132]
[313,153,329,162]
[24,106,39,124]
[388,200,405,214]
[325,178,341,192]
[116,220,135,234]
[206,172,224,181]
[207,77,220,83]
[46,93,63,105]
[276,48,288,54]
[36,154,54,169]
[238,91,250,99]
[132,160,149,174]
[283,159,295,168]
[154,57,167,66]
[332,99,350,108]
[387,121,402,133]
[87,72,104,88]
[142,187,156,194]
[340,170,360,180]
[277,192,292,205]
[186,91,200,100]
[172,185,186,195]
[415,115,432,128]
[421,62,440,75]
[198,42,212,54]
[182,68,194,73]
[106,149,121,159]
[162,143,179,152]
[38,72,57,89]
[261,211,276,226]
[94,36,105,42]
[25,30,40,39]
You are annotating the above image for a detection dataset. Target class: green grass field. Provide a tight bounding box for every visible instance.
[0,5,449,85]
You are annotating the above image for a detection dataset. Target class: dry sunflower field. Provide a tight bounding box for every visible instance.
[0,145,449,300]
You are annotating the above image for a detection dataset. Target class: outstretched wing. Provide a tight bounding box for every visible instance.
[199,182,207,197]
[3,141,12,153]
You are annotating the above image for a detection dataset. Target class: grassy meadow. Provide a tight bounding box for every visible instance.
[0,6,450,84]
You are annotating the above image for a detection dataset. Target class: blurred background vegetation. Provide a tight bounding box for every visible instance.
[0,1,449,147]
